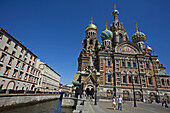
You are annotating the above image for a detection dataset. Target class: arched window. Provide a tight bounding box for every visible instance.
[108,61,110,67]
[162,79,165,85]
[167,79,169,86]
[89,39,93,45]
[108,75,111,82]
[129,76,132,83]
[104,41,106,46]
[119,34,122,42]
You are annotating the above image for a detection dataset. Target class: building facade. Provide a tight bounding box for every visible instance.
[37,59,60,92]
[0,27,40,92]
[73,5,170,101]
[0,27,61,93]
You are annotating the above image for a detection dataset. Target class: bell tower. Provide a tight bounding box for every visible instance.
[78,18,99,71]
[110,4,129,46]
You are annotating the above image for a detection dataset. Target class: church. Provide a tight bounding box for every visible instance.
[72,5,170,101]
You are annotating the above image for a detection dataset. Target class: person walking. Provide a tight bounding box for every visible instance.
[117,95,123,111]
[162,99,164,106]
[112,96,116,110]
[165,99,168,108]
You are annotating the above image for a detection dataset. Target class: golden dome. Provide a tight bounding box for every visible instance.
[85,23,97,31]
[156,59,159,63]
[85,18,97,31]
[146,45,152,52]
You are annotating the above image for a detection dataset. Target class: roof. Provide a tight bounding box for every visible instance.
[72,73,81,85]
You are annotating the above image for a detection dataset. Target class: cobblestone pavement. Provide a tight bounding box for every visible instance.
[91,101,170,113]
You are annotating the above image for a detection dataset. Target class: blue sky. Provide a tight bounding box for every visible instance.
[0,0,170,84]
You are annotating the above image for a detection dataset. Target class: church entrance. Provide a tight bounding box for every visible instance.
[85,86,94,98]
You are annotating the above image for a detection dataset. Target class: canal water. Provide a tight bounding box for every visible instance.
[1,99,73,113]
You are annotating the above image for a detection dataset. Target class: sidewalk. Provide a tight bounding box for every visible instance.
[90,100,169,113]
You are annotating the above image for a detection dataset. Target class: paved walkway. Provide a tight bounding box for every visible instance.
[90,101,169,113]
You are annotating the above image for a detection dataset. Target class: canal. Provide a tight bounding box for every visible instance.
[1,99,73,113]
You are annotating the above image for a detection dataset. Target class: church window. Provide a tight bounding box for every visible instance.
[134,76,138,83]
[162,79,165,85]
[148,78,152,84]
[122,61,125,67]
[167,79,169,86]
[133,62,136,67]
[119,34,122,42]
[127,62,131,67]
[89,39,93,45]
[108,61,110,67]
[129,76,132,83]
[146,63,149,69]
[108,75,111,82]
[123,76,126,83]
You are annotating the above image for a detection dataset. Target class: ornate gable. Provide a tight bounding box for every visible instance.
[115,41,142,54]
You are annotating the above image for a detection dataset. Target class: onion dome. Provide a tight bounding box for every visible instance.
[132,22,145,43]
[112,4,119,15]
[132,31,145,42]
[100,29,113,39]
[156,59,159,63]
[100,21,113,39]
[112,9,119,15]
[146,45,152,52]
[85,18,97,31]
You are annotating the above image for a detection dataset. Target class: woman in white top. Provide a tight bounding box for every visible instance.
[112,96,116,110]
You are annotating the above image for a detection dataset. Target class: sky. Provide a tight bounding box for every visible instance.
[0,0,170,85]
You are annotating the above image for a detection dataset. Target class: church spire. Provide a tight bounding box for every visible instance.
[135,22,138,32]
[114,3,116,10]
[91,17,93,24]
[105,20,108,30]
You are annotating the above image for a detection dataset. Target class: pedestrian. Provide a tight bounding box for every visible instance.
[165,99,168,108]
[112,96,116,110]
[117,95,123,111]
[162,99,164,106]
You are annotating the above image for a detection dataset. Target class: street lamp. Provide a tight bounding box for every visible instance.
[132,78,137,107]
[94,76,97,105]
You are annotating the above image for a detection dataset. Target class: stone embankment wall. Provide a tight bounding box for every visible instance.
[0,94,61,108]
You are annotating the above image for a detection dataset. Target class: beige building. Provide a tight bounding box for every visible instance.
[37,60,60,92]
[0,27,61,93]
[0,27,40,92]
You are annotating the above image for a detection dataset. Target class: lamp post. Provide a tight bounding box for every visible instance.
[132,78,137,107]
[94,75,97,105]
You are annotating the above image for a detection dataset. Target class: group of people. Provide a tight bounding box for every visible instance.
[112,95,123,110]
[162,98,169,108]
